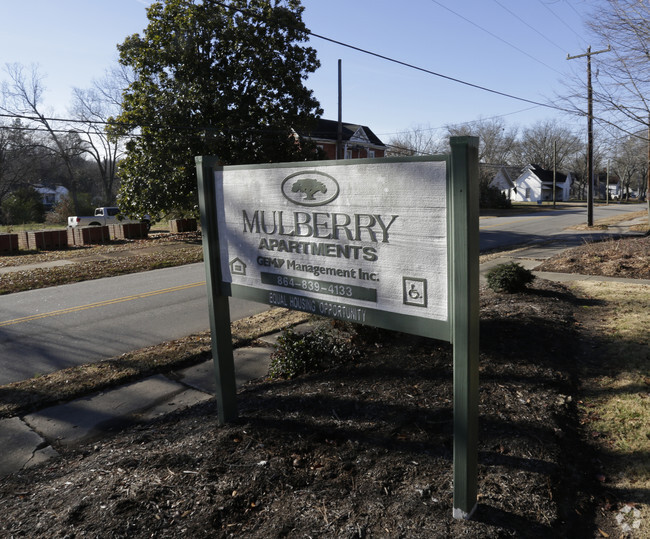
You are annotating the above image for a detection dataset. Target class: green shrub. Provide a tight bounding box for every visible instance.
[1,186,45,224]
[486,262,535,293]
[480,180,512,209]
[268,326,361,379]
[45,194,95,225]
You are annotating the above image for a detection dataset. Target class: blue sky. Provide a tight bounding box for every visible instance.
[1,0,598,142]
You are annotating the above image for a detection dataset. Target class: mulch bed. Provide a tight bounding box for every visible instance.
[0,280,606,537]
[537,235,650,280]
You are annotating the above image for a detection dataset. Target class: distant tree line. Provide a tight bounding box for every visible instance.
[387,115,647,204]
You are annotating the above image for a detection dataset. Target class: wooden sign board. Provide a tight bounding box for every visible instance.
[213,157,449,340]
[196,136,479,519]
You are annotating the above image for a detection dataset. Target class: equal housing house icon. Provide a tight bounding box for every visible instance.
[230,257,246,276]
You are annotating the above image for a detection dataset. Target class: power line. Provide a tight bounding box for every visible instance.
[376,106,541,138]
[537,0,581,38]
[491,0,567,54]
[564,0,590,41]
[0,111,132,129]
[207,0,572,114]
[0,112,301,137]
[0,124,91,136]
[1,1,601,153]
[309,31,570,113]
[428,0,565,76]
[539,0,591,49]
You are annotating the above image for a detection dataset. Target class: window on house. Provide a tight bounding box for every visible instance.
[368,150,375,158]
[345,149,352,159]
[525,188,531,199]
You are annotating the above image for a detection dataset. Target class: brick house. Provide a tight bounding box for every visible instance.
[301,119,386,160]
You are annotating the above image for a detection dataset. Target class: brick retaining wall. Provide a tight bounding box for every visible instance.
[13,230,68,251]
[169,218,197,233]
[68,226,111,246]
[0,233,19,254]
[109,222,149,240]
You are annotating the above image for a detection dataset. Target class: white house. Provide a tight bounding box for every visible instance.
[606,179,638,200]
[606,179,621,200]
[489,166,521,199]
[493,164,573,203]
[35,185,69,209]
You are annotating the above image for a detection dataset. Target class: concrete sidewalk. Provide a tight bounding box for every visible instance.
[0,336,286,477]
[2,237,648,478]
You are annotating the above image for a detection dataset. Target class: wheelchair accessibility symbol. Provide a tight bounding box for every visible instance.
[403,277,428,308]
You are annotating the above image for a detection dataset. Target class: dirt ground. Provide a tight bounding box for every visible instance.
[537,235,650,280]
[1,235,648,538]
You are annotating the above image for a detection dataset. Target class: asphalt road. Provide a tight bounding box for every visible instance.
[479,203,642,251]
[0,264,267,385]
[0,203,643,385]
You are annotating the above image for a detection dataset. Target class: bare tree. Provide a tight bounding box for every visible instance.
[565,133,608,200]
[558,1,650,211]
[386,124,446,157]
[0,118,36,206]
[445,117,518,165]
[516,120,583,170]
[71,91,119,203]
[611,132,647,200]
[1,63,87,213]
[70,65,135,203]
[587,0,650,132]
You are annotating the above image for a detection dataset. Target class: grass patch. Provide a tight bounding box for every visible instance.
[571,281,650,535]
[571,209,648,231]
[0,246,203,295]
[0,222,65,233]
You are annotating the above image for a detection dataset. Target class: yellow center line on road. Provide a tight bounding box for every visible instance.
[0,281,206,328]
[479,215,549,229]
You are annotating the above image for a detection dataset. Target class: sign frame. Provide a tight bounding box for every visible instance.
[196,135,479,519]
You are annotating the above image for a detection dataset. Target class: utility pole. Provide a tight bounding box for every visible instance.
[647,114,650,222]
[606,159,610,205]
[553,140,557,208]
[337,59,343,160]
[567,45,610,227]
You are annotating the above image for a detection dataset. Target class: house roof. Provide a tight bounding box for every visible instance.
[491,165,523,188]
[35,185,69,194]
[526,164,568,184]
[302,119,386,148]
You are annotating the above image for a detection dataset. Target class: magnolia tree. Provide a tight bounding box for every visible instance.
[110,0,323,218]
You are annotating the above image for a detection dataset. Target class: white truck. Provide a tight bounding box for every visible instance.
[67,207,151,230]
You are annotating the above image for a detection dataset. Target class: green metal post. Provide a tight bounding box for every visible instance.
[195,156,238,424]
[449,137,480,519]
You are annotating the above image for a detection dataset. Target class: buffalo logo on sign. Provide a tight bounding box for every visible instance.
[281,170,340,207]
